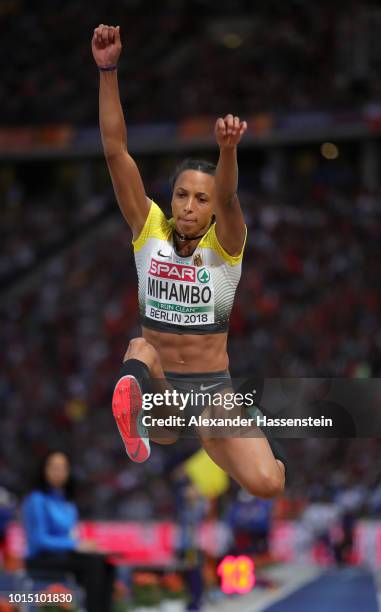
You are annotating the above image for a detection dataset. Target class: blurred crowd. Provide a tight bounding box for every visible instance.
[1,144,380,522]
[2,0,381,125]
[0,162,110,288]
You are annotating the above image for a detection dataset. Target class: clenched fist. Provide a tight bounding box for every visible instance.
[92,24,122,69]
[215,114,247,149]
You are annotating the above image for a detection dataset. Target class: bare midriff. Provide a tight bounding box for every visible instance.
[142,326,229,373]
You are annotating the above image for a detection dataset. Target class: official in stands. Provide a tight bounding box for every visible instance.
[22,450,115,612]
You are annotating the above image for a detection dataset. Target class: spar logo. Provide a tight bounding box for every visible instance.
[197,268,210,284]
[149,258,196,282]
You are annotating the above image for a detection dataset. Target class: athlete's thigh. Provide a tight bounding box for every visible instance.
[145,374,181,443]
[196,384,258,439]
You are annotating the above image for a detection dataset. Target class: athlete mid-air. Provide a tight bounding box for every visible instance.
[92,24,285,498]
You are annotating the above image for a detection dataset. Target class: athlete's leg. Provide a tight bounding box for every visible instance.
[200,435,285,498]
[196,389,285,498]
[113,337,179,461]
[123,337,165,380]
[122,337,180,426]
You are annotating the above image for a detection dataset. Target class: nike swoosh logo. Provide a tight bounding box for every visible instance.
[200,382,221,391]
[158,250,171,258]
[131,440,141,459]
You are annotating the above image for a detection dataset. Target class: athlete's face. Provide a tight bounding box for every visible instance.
[171,170,215,237]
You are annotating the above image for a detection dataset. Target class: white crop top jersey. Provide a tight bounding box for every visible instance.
[132,200,247,334]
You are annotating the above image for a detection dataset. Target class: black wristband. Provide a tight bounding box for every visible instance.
[98,65,117,72]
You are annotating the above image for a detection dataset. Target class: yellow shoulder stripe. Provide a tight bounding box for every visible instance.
[200,223,247,265]
[132,200,172,252]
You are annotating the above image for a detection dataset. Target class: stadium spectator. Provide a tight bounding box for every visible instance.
[22,450,115,612]
[225,489,273,555]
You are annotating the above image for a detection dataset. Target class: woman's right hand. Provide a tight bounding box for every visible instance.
[76,539,98,553]
[92,24,122,69]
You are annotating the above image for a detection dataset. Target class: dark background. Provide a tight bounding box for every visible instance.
[0,0,380,523]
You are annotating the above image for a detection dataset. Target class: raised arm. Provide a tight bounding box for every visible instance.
[92,24,150,238]
[214,114,247,256]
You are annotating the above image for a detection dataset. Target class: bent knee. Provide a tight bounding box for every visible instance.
[128,337,152,351]
[243,470,285,499]
[125,337,158,361]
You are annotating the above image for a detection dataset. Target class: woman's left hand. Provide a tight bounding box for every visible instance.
[215,114,247,149]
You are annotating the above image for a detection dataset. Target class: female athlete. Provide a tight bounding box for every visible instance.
[92,24,285,498]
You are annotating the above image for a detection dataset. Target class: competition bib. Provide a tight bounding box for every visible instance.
[145,258,215,326]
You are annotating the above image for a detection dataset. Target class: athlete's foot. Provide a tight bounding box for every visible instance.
[112,375,150,462]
